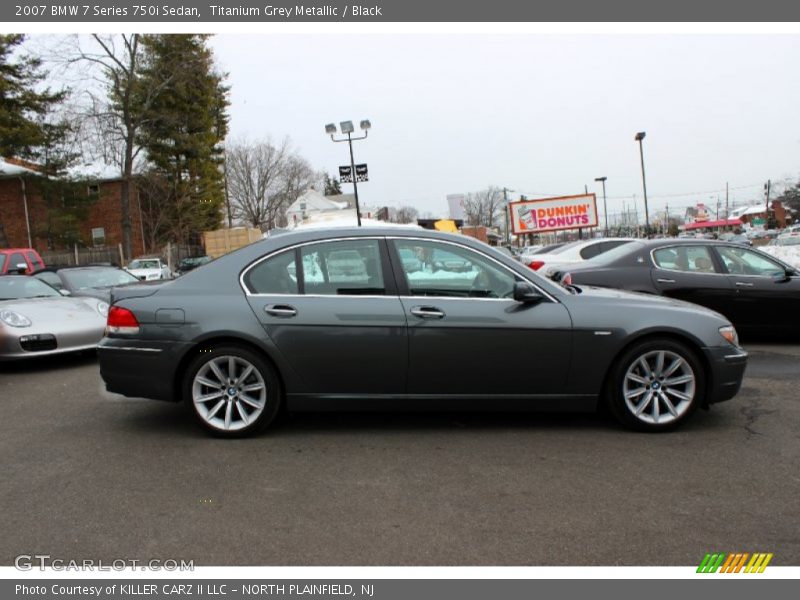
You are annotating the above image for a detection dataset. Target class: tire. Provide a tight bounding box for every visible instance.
[606,338,704,432]
[182,344,282,437]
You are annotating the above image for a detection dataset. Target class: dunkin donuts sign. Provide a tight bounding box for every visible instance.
[509,194,599,234]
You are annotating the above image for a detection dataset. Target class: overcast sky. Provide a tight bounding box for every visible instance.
[209,34,799,218]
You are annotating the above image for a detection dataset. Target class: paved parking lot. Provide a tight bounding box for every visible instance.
[1,343,799,566]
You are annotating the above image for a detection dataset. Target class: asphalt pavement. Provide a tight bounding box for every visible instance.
[1,343,798,566]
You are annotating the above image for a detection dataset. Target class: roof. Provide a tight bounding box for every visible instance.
[1,157,121,181]
[66,161,122,181]
[0,158,39,178]
[730,205,769,218]
[286,189,349,213]
[683,218,743,230]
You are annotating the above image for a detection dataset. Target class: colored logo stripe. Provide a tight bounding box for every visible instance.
[697,552,773,573]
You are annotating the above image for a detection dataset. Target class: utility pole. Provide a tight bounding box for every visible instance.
[503,187,511,246]
[725,181,729,221]
[764,179,772,228]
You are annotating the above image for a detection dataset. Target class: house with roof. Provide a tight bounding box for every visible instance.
[0,157,145,257]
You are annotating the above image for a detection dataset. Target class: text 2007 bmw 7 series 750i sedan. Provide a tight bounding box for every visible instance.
[98,228,747,437]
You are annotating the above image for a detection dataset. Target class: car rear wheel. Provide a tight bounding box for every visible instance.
[183,345,281,437]
[607,339,704,431]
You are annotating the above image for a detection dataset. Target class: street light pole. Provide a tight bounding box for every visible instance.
[635,131,650,238]
[345,131,362,227]
[594,176,608,237]
[326,120,371,227]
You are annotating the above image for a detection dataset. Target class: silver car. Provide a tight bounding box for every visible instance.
[0,276,109,360]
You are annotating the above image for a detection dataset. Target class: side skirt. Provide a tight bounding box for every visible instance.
[286,394,598,413]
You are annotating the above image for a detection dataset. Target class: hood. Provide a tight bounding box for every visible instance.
[71,288,112,303]
[573,284,722,314]
[127,267,162,276]
[0,296,103,323]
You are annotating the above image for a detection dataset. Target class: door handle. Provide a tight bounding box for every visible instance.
[264,304,297,318]
[657,278,676,284]
[410,306,445,319]
[735,281,754,287]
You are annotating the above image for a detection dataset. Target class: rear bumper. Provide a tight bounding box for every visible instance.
[702,345,748,405]
[98,337,192,401]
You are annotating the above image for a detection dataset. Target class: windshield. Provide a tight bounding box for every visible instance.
[0,276,61,300]
[128,259,160,270]
[581,241,645,266]
[61,268,139,289]
[179,256,210,268]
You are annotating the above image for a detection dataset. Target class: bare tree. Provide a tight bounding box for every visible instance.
[392,205,419,224]
[63,34,177,259]
[225,138,321,230]
[463,186,504,227]
[225,138,290,229]
[271,154,322,228]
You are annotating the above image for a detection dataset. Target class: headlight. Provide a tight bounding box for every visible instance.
[0,309,32,328]
[719,325,739,347]
[97,301,109,318]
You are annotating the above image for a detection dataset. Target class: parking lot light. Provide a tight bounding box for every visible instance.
[326,118,371,227]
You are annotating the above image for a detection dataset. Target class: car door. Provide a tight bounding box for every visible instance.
[712,244,800,331]
[243,237,408,395]
[388,238,572,396]
[650,244,736,320]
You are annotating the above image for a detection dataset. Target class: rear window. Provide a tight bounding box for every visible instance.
[27,251,44,271]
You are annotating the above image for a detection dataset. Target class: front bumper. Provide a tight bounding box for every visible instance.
[98,337,193,401]
[702,345,748,405]
[0,322,104,361]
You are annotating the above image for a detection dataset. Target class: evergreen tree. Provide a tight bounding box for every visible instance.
[0,34,66,158]
[323,172,342,195]
[31,117,98,250]
[137,35,229,244]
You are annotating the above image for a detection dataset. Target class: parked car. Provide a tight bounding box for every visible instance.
[520,243,566,261]
[125,257,171,281]
[0,248,45,275]
[33,266,140,303]
[549,239,799,336]
[98,228,746,437]
[719,232,752,246]
[521,237,636,274]
[176,255,212,276]
[0,275,108,360]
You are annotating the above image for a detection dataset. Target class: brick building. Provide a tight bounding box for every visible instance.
[0,158,144,258]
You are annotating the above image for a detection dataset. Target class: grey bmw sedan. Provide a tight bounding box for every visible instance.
[98,228,747,437]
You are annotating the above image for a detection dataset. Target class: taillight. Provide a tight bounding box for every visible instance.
[527,260,545,271]
[107,306,140,335]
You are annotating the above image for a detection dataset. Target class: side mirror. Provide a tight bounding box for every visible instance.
[513,281,544,304]
[772,269,793,283]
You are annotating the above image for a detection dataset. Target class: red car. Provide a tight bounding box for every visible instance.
[0,248,46,275]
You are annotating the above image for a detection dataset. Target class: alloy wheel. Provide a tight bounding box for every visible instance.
[622,350,696,425]
[191,355,267,432]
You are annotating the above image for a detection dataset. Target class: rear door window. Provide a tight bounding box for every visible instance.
[244,250,298,295]
[653,246,718,273]
[301,239,386,296]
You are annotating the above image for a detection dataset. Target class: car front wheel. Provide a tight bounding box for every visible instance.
[183,345,281,437]
[607,339,705,431]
